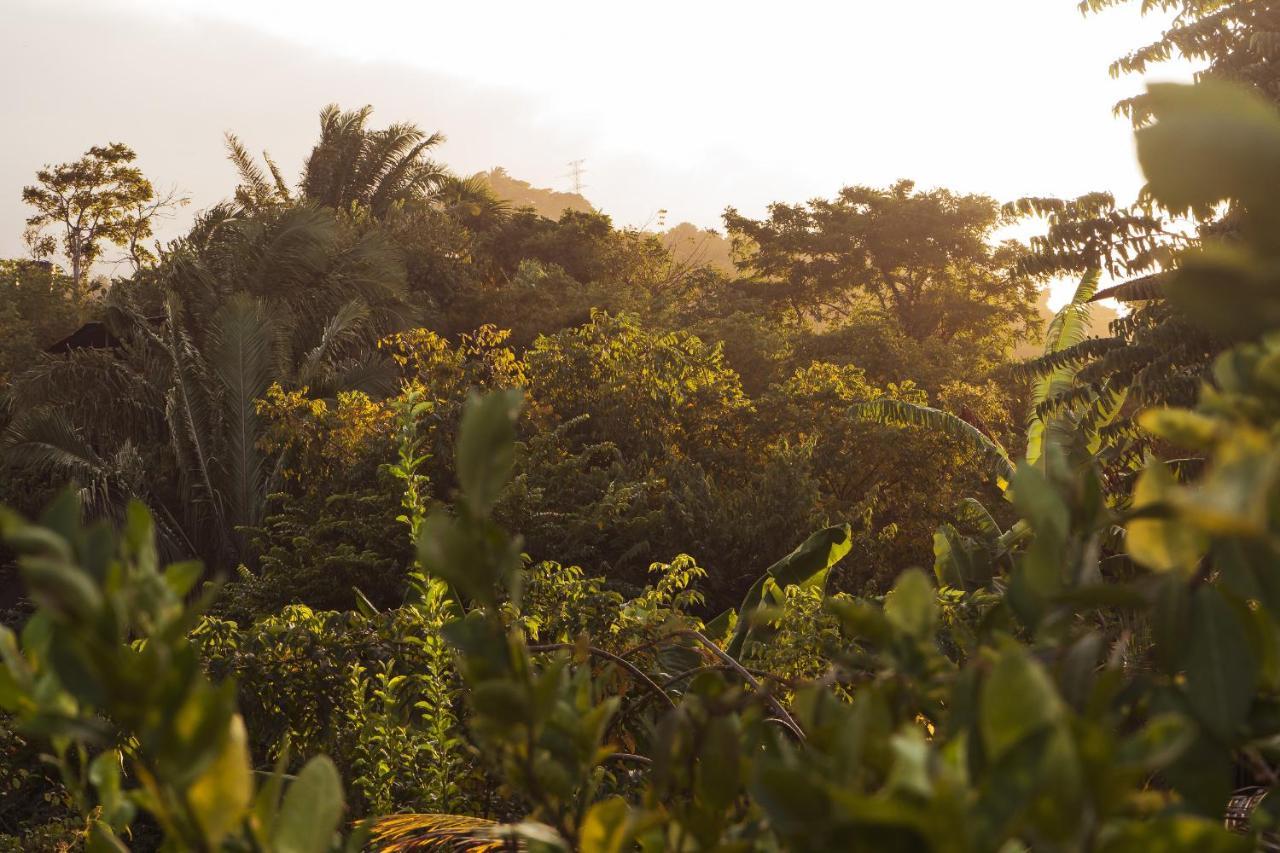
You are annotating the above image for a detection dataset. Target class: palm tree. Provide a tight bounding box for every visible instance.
[434,174,511,232]
[229,105,449,218]
[1,204,408,568]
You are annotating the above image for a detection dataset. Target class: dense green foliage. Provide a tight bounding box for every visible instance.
[4,4,1280,850]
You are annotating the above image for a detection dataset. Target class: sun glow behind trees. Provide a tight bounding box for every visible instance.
[3,0,1195,265]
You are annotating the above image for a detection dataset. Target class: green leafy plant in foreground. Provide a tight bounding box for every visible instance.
[368,80,1280,851]
[3,77,1280,852]
[0,498,358,852]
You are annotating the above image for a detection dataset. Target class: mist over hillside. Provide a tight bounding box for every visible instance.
[478,167,737,273]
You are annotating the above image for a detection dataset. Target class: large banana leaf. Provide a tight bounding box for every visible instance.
[1027,268,1101,467]
[717,524,852,659]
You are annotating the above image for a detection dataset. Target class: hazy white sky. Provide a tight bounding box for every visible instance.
[2,0,1195,286]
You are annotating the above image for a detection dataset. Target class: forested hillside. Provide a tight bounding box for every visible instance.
[1,1,1279,850]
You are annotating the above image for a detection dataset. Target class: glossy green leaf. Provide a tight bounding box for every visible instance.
[980,648,1063,760]
[187,714,253,847]
[1184,586,1258,739]
[884,568,938,639]
[273,755,345,853]
[455,389,522,517]
[580,797,636,853]
[1126,459,1207,574]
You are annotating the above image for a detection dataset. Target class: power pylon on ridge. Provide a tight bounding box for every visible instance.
[566,159,587,195]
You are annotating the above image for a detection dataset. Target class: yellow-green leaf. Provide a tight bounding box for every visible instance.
[187,714,252,846]
[1126,460,1207,574]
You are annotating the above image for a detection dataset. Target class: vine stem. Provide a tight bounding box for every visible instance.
[666,629,805,741]
[527,643,678,711]
[532,631,805,740]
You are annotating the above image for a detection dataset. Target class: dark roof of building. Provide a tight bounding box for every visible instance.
[45,322,122,354]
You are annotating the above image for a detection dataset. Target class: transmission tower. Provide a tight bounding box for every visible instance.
[566,159,587,195]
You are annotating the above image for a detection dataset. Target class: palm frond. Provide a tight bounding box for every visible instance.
[304,298,371,368]
[1090,271,1167,303]
[1,407,106,481]
[305,353,399,401]
[161,296,226,533]
[226,133,272,199]
[0,408,117,516]
[851,399,1014,488]
[207,294,281,531]
[262,151,292,200]
[1013,337,1126,383]
[225,133,292,209]
[365,813,521,852]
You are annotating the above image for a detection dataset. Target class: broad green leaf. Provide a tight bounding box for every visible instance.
[89,750,136,831]
[980,648,1063,760]
[580,796,636,853]
[1171,426,1277,536]
[749,763,831,837]
[726,524,851,658]
[1097,815,1251,853]
[1137,81,1280,219]
[1152,573,1191,674]
[884,569,937,639]
[695,715,741,811]
[187,714,253,847]
[20,556,102,622]
[885,726,932,798]
[1009,464,1068,544]
[933,523,992,590]
[1184,586,1258,739]
[162,560,204,598]
[1138,408,1221,450]
[1126,459,1207,574]
[273,755,344,853]
[85,821,130,853]
[456,389,522,517]
[1114,713,1196,774]
[0,507,73,561]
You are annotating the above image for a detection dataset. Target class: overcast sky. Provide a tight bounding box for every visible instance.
[2,0,1194,287]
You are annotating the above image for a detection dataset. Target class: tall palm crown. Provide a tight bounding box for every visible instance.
[229,105,448,217]
[304,105,448,216]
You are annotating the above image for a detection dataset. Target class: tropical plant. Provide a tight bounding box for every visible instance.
[1,204,408,569]
[0,495,356,851]
[368,79,1280,850]
[1083,0,1280,122]
[231,105,448,218]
